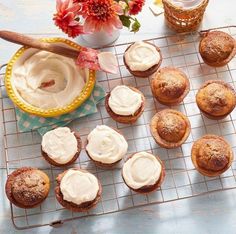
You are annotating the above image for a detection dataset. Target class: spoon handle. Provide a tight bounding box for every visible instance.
[0,30,79,59]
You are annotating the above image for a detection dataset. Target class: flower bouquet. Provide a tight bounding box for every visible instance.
[53,0,145,38]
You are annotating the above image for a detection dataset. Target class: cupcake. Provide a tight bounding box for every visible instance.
[105,85,145,124]
[55,168,102,212]
[5,167,50,208]
[196,80,236,120]
[41,127,82,167]
[191,135,234,177]
[86,125,128,168]
[150,109,190,148]
[199,31,236,67]
[122,151,165,193]
[151,67,190,105]
[124,41,162,78]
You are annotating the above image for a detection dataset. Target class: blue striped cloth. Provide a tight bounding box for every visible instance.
[15,84,105,135]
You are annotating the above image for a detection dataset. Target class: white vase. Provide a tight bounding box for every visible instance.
[81,29,120,48]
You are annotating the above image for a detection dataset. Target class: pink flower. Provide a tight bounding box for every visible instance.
[128,0,145,15]
[53,0,84,38]
[82,0,123,34]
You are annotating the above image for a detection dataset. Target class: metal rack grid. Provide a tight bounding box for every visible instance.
[1,25,236,230]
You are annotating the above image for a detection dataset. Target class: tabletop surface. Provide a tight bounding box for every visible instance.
[1,0,236,233]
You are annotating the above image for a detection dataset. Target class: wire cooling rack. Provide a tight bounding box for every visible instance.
[1,25,236,230]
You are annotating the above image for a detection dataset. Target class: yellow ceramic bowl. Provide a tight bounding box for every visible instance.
[5,38,96,117]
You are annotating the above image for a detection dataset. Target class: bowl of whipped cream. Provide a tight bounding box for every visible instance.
[5,38,96,117]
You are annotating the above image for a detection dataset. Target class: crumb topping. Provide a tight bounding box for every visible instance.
[157,113,186,142]
[12,171,47,206]
[197,82,236,116]
[201,31,235,63]
[197,139,229,171]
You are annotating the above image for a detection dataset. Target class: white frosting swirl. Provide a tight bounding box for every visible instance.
[42,127,78,164]
[124,41,161,71]
[122,152,162,189]
[86,125,128,164]
[169,0,204,9]
[60,169,99,205]
[11,51,88,109]
[108,85,142,116]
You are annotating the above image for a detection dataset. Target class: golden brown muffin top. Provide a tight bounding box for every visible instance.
[151,67,189,104]
[196,80,236,117]
[150,109,191,148]
[11,168,49,207]
[191,135,233,176]
[157,112,187,143]
[197,139,229,171]
[199,31,236,64]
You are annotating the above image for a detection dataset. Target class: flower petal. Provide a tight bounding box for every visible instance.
[102,22,115,34]
[83,17,96,33]
[110,16,123,29]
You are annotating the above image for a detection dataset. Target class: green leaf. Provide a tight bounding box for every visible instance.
[119,15,131,29]
[131,18,141,32]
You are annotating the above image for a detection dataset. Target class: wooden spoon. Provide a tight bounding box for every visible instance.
[0,30,79,59]
[0,30,118,74]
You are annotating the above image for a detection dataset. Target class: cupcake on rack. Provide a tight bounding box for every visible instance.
[150,109,190,148]
[196,80,236,120]
[191,135,234,177]
[122,151,165,193]
[55,168,102,212]
[5,167,50,208]
[199,31,236,67]
[41,127,82,167]
[85,125,128,168]
[105,85,145,124]
[151,67,190,105]
[124,41,162,78]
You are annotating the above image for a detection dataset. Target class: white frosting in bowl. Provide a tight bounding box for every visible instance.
[122,152,162,189]
[86,125,128,164]
[124,41,161,71]
[108,85,143,116]
[60,169,99,205]
[42,127,78,164]
[168,0,204,9]
[11,50,88,109]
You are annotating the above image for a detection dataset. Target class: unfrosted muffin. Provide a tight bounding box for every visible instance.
[150,109,190,148]
[85,125,128,168]
[196,80,236,120]
[5,167,50,208]
[41,127,82,167]
[105,85,145,124]
[124,41,162,78]
[199,31,236,67]
[191,135,233,177]
[122,151,165,193]
[55,168,102,212]
[151,67,190,105]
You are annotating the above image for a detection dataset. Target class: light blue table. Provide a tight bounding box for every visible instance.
[1,0,236,233]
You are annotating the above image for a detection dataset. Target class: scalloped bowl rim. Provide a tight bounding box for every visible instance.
[5,37,96,117]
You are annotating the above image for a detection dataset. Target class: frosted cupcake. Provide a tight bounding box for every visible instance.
[122,152,165,193]
[41,127,82,167]
[105,85,145,124]
[86,125,128,168]
[55,168,102,212]
[124,41,162,78]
